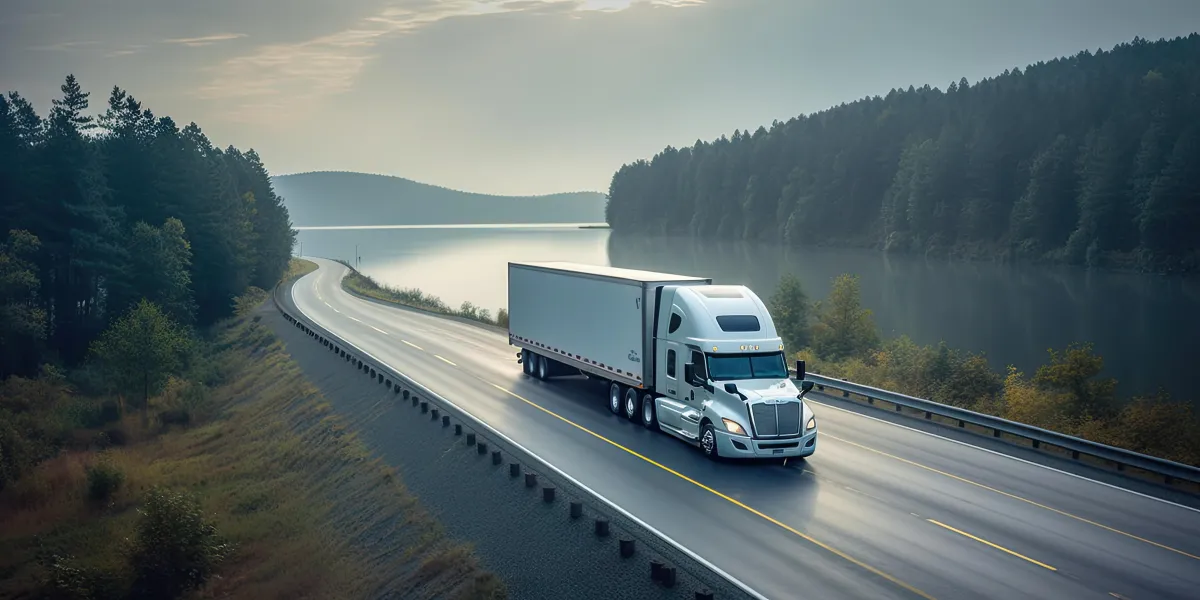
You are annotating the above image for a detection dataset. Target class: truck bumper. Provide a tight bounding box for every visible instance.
[716,429,817,459]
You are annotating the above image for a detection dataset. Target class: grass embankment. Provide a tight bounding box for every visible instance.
[341,268,508,329]
[774,273,1200,469]
[0,259,505,599]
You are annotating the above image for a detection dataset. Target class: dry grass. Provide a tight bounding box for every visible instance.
[283,258,319,282]
[341,271,508,329]
[0,292,505,599]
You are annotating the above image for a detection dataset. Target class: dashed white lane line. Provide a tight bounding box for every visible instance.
[402,339,424,351]
[435,355,457,367]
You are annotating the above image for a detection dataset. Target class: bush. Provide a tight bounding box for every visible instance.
[157,408,191,428]
[233,286,268,316]
[44,553,125,600]
[103,428,128,447]
[86,459,124,503]
[127,487,232,599]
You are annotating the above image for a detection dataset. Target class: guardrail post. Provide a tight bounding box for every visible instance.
[510,462,520,477]
[466,432,476,446]
[525,472,537,488]
[594,517,609,537]
[619,537,634,557]
[650,560,664,581]
[570,501,583,519]
[492,450,502,465]
[477,441,488,455]
[543,487,556,503]
[660,565,677,588]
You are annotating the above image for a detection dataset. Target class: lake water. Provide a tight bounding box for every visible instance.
[295,224,1200,400]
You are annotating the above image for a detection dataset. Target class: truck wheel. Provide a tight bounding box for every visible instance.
[536,354,550,380]
[608,383,623,415]
[522,350,533,375]
[640,394,658,430]
[700,423,720,460]
[623,388,641,421]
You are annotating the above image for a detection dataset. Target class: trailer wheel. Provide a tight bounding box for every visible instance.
[640,393,658,430]
[536,354,550,380]
[700,423,720,460]
[623,388,641,421]
[522,350,533,375]
[608,382,623,415]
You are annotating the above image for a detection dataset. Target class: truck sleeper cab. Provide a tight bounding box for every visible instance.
[507,261,817,461]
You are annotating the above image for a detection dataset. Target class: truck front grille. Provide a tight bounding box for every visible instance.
[750,401,801,438]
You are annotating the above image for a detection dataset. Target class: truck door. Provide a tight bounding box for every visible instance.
[655,342,685,430]
[677,348,707,439]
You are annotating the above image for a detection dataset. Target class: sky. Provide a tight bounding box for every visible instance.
[3,0,1200,196]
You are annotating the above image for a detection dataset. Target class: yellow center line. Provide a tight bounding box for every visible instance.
[435,355,457,367]
[927,519,1056,571]
[488,383,934,600]
[821,433,1200,561]
[402,340,424,351]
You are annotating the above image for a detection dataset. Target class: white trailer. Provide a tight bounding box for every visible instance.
[508,261,818,461]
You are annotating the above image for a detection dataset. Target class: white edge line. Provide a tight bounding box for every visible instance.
[808,398,1200,515]
[287,273,770,600]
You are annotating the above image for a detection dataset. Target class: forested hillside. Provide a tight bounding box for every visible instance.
[0,75,295,376]
[605,35,1200,272]
[274,171,606,226]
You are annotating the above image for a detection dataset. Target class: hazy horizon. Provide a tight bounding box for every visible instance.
[4,0,1200,196]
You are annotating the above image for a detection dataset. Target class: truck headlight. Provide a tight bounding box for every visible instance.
[806,416,817,431]
[721,418,747,436]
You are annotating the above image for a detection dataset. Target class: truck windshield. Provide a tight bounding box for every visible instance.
[706,352,788,381]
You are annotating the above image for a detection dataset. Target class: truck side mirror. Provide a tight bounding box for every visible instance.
[798,379,815,399]
[795,359,806,381]
[684,363,696,386]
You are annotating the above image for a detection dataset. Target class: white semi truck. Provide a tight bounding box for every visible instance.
[507,261,817,460]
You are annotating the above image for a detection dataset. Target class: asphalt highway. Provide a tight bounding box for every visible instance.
[287,258,1200,600]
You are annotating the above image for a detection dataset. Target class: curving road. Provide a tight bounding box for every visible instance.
[288,258,1200,600]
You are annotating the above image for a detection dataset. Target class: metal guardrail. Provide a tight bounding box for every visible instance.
[269,278,763,600]
[796,370,1200,490]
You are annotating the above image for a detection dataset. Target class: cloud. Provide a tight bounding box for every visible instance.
[106,45,148,58]
[163,33,248,47]
[198,0,702,122]
[29,40,99,52]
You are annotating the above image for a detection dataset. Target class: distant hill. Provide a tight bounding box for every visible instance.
[273,171,607,227]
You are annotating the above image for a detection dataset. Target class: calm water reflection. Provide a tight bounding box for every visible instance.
[296,225,1200,399]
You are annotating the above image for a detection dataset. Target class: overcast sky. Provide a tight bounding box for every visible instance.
[3,0,1199,195]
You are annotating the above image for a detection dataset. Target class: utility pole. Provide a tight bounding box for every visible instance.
[298,241,303,257]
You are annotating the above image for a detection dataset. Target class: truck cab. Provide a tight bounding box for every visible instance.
[651,284,818,460]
